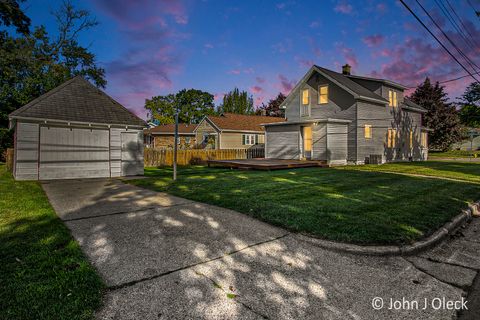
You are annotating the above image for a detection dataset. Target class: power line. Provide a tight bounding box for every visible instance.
[439,0,480,51]
[416,0,480,74]
[466,0,480,19]
[399,0,480,83]
[444,0,480,49]
[405,70,480,89]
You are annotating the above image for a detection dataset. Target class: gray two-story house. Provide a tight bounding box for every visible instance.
[264,64,429,165]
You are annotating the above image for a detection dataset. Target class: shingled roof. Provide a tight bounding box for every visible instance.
[145,123,197,135]
[9,76,146,127]
[204,113,285,132]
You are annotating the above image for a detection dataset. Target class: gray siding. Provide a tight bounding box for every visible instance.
[265,124,300,159]
[14,122,39,180]
[327,123,348,165]
[111,128,144,177]
[312,123,327,160]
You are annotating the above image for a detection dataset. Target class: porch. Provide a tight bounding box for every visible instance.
[207,158,328,170]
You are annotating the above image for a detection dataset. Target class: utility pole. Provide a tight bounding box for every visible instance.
[173,109,179,181]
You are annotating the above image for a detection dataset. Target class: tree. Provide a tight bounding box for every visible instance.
[219,88,254,115]
[409,78,461,151]
[0,0,30,34]
[458,82,480,128]
[0,1,105,159]
[256,92,286,117]
[145,89,215,124]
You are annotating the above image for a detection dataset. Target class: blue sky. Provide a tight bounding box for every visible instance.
[21,0,480,118]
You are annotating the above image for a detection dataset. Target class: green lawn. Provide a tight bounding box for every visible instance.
[0,165,103,320]
[340,161,480,184]
[129,163,480,245]
[429,150,479,158]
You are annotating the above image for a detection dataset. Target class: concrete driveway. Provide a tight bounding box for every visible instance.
[42,179,480,320]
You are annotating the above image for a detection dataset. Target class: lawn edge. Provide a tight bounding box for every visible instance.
[297,200,479,257]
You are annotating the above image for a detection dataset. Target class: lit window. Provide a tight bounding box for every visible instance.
[302,89,309,105]
[389,90,398,107]
[318,85,328,104]
[421,132,428,148]
[364,125,372,139]
[409,131,413,148]
[387,128,396,148]
[243,134,255,145]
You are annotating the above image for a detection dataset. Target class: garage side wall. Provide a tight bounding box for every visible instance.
[14,121,39,180]
[110,128,144,177]
[327,123,348,165]
[265,124,300,159]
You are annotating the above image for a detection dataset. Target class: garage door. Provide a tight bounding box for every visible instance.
[39,126,110,180]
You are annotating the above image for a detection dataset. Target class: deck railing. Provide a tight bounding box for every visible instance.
[144,147,264,166]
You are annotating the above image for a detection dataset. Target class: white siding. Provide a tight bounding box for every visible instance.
[111,128,143,177]
[312,123,327,160]
[327,123,348,165]
[265,124,300,159]
[15,122,39,180]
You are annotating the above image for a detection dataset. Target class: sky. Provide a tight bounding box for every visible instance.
[21,0,480,119]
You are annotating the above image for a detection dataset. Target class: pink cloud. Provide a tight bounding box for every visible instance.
[250,86,263,94]
[295,57,315,68]
[336,43,358,69]
[334,1,353,14]
[277,74,296,94]
[256,77,266,84]
[228,69,241,75]
[363,34,385,47]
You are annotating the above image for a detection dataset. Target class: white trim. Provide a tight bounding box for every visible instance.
[9,116,146,129]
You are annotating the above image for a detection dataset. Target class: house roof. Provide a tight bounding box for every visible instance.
[346,74,409,90]
[403,97,428,113]
[145,123,197,135]
[203,113,285,132]
[9,76,146,127]
[314,66,389,104]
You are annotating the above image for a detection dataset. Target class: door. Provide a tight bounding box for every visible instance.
[39,126,110,180]
[302,126,312,160]
[121,132,141,176]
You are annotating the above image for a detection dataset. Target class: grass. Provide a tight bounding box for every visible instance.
[341,161,480,184]
[0,165,104,320]
[128,163,480,245]
[429,150,479,158]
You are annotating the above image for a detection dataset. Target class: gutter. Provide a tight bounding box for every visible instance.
[9,115,147,129]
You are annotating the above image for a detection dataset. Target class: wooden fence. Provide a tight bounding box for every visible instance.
[144,147,264,166]
[5,148,14,172]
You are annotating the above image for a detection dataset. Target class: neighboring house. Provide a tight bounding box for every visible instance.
[194,113,285,149]
[144,123,197,148]
[264,64,429,165]
[453,128,480,151]
[8,76,146,180]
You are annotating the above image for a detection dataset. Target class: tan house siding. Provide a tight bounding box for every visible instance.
[153,135,196,149]
[195,120,219,148]
[219,132,265,149]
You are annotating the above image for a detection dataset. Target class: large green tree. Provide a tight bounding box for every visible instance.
[458,82,480,128]
[145,89,216,124]
[409,78,461,151]
[219,88,254,115]
[0,1,105,159]
[256,92,286,117]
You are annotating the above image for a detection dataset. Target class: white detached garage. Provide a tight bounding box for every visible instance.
[9,76,146,180]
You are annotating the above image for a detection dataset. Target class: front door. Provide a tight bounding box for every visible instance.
[302,126,312,160]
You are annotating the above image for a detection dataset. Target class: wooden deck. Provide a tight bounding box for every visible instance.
[207,158,328,170]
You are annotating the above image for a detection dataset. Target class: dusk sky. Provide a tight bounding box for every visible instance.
[23,0,480,119]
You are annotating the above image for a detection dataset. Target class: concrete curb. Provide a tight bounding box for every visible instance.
[298,201,480,257]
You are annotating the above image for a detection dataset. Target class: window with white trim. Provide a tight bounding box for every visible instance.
[364,125,372,139]
[388,90,398,108]
[318,85,328,104]
[300,89,310,117]
[242,134,256,145]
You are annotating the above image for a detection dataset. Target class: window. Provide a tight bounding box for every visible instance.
[318,85,328,104]
[242,134,256,145]
[409,130,413,149]
[421,132,428,148]
[364,125,372,139]
[185,137,191,144]
[302,89,309,105]
[202,133,209,143]
[387,128,396,148]
[388,90,398,107]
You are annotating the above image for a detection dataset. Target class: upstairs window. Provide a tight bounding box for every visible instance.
[364,125,372,139]
[302,89,309,105]
[389,90,398,108]
[318,85,328,104]
[387,128,396,148]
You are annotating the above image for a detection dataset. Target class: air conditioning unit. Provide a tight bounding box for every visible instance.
[369,154,383,165]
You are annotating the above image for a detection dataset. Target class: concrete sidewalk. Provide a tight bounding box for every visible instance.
[42,179,480,320]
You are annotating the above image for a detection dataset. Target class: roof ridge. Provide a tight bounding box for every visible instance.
[10,76,80,117]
